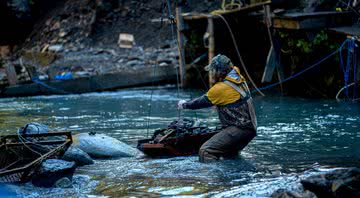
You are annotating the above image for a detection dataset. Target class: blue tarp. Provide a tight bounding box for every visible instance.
[0,184,16,197]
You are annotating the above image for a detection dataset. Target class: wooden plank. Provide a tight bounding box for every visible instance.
[262,46,277,82]
[273,18,300,29]
[279,11,350,19]
[2,131,71,139]
[329,26,360,36]
[207,16,215,87]
[176,7,186,87]
[4,61,17,86]
[5,140,67,147]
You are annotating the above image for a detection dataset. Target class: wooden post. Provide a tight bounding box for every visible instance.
[261,5,284,93]
[261,4,276,83]
[176,6,186,87]
[4,61,18,86]
[207,16,215,87]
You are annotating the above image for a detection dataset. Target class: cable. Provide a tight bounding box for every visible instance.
[255,39,350,92]
[215,14,266,96]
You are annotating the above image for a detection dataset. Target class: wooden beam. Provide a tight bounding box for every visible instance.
[4,61,17,86]
[329,26,360,37]
[207,16,215,87]
[176,6,186,87]
[273,11,352,30]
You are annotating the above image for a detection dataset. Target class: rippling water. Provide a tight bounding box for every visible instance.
[0,87,359,197]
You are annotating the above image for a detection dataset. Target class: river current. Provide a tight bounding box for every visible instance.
[0,86,359,197]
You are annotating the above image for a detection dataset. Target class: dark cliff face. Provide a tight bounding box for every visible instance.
[0,0,63,45]
[0,0,345,46]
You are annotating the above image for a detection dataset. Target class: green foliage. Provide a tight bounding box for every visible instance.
[277,30,337,54]
[313,30,328,45]
[296,39,312,53]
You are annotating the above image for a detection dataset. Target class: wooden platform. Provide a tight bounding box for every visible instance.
[273,11,353,29]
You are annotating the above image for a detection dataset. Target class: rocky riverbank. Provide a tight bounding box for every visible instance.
[0,0,182,88]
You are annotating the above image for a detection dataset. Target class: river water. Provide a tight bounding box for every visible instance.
[0,87,359,197]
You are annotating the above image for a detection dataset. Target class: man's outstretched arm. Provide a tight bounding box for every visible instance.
[179,95,213,110]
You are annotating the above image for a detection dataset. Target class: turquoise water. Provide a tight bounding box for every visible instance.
[0,87,359,197]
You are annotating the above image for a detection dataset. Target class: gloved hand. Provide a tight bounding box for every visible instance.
[177,100,187,109]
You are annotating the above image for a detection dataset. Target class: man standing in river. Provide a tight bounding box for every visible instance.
[177,54,257,162]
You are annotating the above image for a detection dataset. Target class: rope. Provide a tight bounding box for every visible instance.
[146,65,156,137]
[211,0,244,15]
[17,130,44,157]
[215,14,266,96]
[254,39,350,93]
[336,82,355,101]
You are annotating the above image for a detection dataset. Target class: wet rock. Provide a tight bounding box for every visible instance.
[32,159,76,188]
[74,71,92,78]
[54,177,72,188]
[159,62,168,67]
[72,133,140,158]
[271,189,316,198]
[301,168,360,198]
[156,58,172,64]
[48,45,64,52]
[18,122,49,135]
[62,146,94,166]
[126,60,144,67]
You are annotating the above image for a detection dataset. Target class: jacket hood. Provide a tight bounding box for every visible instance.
[225,66,245,84]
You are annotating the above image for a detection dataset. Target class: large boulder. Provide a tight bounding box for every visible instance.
[72,133,140,158]
[301,168,360,198]
[62,146,94,166]
[32,159,76,188]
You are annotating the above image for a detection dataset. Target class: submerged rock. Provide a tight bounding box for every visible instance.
[32,159,76,188]
[54,177,72,188]
[271,189,316,198]
[62,146,94,166]
[72,133,140,158]
[301,168,360,198]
